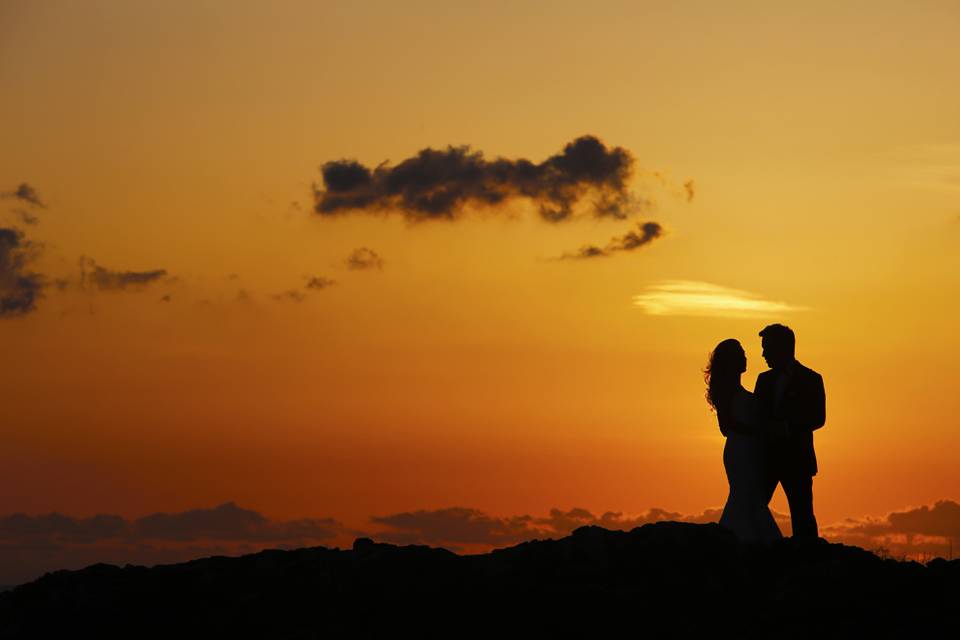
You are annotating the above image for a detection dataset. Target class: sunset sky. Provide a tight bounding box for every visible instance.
[2,0,959,584]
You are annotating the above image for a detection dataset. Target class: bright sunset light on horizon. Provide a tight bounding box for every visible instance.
[2,0,959,586]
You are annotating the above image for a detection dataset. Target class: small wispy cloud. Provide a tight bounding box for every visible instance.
[78,257,168,291]
[2,183,46,209]
[633,281,806,318]
[558,221,664,260]
[305,276,336,290]
[345,247,384,271]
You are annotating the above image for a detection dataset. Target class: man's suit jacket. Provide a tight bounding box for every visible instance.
[754,361,826,477]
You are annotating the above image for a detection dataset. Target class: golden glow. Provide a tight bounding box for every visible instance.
[0,0,958,562]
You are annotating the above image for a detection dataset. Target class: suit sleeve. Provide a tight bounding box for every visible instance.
[753,372,765,395]
[753,372,773,416]
[788,372,826,433]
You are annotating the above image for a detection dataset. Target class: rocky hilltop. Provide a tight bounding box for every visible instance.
[1,522,957,638]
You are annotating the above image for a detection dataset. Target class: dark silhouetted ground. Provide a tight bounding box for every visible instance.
[1,522,957,638]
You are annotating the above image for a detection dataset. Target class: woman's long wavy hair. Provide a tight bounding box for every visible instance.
[704,338,746,414]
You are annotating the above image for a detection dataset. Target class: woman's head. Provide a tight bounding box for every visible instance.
[704,338,746,412]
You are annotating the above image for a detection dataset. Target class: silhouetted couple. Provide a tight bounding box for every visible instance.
[705,324,826,544]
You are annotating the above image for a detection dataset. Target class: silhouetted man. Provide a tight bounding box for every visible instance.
[754,324,825,539]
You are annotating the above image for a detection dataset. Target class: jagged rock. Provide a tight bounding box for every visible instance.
[0,522,956,638]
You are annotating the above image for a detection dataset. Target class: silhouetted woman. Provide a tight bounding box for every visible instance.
[705,339,782,544]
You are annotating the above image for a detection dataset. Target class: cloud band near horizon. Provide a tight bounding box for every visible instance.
[3,500,957,587]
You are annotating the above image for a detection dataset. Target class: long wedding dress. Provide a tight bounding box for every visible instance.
[718,387,783,545]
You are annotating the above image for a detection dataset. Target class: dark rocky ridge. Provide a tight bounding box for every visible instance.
[1,521,957,638]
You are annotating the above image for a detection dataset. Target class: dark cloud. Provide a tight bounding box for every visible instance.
[887,500,960,538]
[613,221,664,250]
[314,136,640,223]
[0,503,340,545]
[78,257,167,291]
[0,227,45,317]
[532,507,680,537]
[345,247,384,271]
[822,500,960,560]
[160,294,171,302]
[0,503,345,586]
[683,179,695,203]
[131,503,338,542]
[371,508,535,548]
[369,505,736,550]
[2,183,46,209]
[306,276,336,290]
[559,221,665,260]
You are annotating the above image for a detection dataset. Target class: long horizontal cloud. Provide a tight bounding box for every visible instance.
[560,221,664,260]
[78,257,168,291]
[0,503,345,586]
[370,502,960,559]
[6,500,955,588]
[131,503,339,542]
[0,227,45,317]
[314,136,640,222]
[0,502,341,544]
[369,505,741,551]
[371,508,535,547]
[633,280,806,318]
[0,503,737,585]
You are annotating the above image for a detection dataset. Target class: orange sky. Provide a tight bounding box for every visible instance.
[2,1,959,578]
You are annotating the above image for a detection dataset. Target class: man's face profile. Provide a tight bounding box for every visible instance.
[761,336,791,370]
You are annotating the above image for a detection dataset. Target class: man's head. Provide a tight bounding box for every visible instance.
[760,323,796,371]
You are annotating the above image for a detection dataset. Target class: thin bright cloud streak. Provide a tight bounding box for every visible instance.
[633,280,806,318]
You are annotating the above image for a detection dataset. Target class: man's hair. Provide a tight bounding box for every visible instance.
[759,323,795,353]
